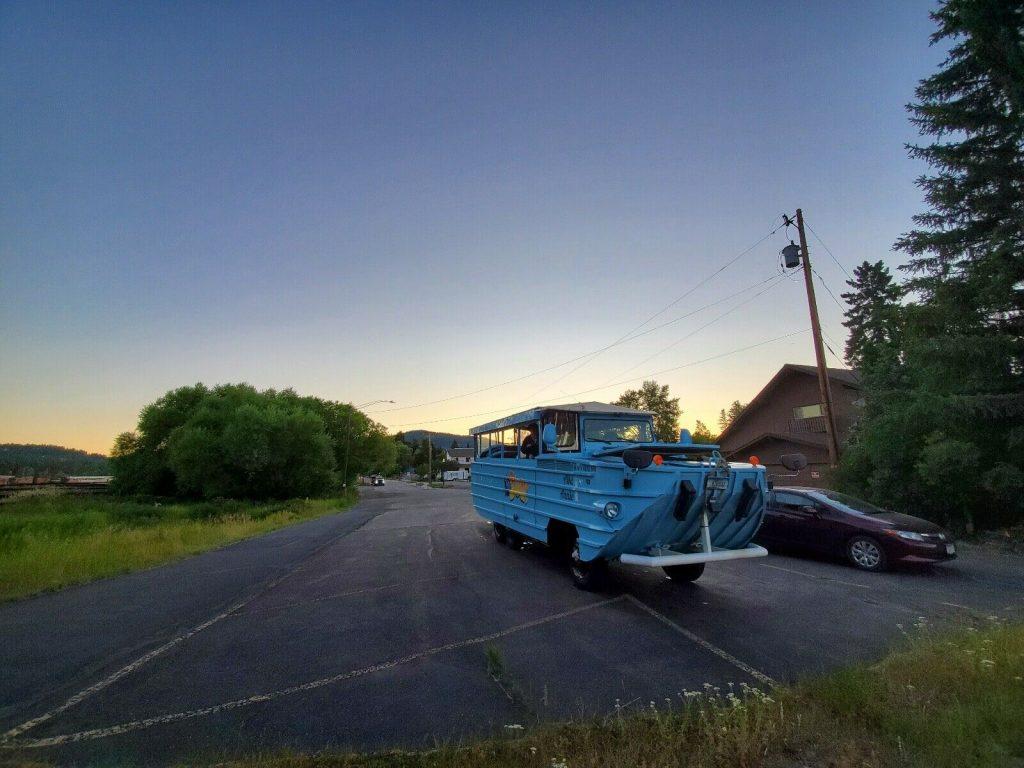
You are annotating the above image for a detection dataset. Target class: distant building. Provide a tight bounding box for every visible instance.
[716,364,862,487]
[447,447,474,468]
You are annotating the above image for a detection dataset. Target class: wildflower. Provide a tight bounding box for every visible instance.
[530,747,537,755]
[550,758,568,768]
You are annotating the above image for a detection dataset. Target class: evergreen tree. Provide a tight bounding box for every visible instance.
[840,261,904,371]
[717,401,746,433]
[895,0,1024,324]
[836,1,1024,530]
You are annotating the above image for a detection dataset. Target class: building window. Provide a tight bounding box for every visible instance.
[793,403,823,420]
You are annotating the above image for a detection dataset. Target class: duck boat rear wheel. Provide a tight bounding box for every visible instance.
[492,523,508,544]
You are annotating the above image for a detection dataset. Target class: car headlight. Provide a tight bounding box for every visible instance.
[603,502,621,520]
[892,530,925,541]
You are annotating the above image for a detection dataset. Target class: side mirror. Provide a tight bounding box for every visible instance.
[780,453,808,471]
[622,449,653,470]
[541,423,557,450]
[800,505,820,516]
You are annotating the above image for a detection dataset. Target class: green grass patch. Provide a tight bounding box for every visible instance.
[0,490,356,602]
[219,619,1023,768]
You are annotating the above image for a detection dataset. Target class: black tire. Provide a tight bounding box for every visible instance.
[847,535,887,572]
[492,523,508,545]
[570,543,607,591]
[505,529,525,551]
[663,563,706,582]
[546,524,575,560]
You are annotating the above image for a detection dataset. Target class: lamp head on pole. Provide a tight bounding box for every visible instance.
[781,240,802,269]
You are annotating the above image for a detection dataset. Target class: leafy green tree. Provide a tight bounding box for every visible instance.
[691,420,716,444]
[614,380,680,441]
[110,383,396,500]
[841,261,904,371]
[717,401,746,432]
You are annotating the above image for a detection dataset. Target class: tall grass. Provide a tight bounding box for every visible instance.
[0,491,355,601]
[227,619,1023,768]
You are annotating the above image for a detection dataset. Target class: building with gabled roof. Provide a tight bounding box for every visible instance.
[716,364,863,486]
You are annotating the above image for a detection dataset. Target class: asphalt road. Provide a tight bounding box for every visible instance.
[2,482,1022,766]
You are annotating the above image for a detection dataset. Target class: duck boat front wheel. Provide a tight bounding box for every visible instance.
[663,563,706,582]
[570,543,607,591]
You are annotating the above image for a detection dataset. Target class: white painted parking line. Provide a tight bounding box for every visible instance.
[760,563,872,590]
[2,596,628,749]
[2,514,380,742]
[623,595,775,686]
[240,573,464,616]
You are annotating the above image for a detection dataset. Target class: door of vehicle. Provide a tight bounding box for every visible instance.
[765,490,830,551]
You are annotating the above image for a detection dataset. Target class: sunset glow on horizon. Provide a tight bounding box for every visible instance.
[1,1,940,455]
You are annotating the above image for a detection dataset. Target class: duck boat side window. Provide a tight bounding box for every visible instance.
[475,411,581,458]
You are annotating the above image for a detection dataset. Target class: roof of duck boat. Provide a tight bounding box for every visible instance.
[471,401,653,435]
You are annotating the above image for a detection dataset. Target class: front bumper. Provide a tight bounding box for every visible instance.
[619,543,768,568]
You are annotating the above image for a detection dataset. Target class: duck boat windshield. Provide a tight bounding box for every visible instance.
[470,401,780,589]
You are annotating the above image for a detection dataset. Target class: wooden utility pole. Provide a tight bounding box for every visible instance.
[795,208,841,466]
[427,432,433,483]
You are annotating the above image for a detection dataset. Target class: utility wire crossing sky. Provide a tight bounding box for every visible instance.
[0,0,942,452]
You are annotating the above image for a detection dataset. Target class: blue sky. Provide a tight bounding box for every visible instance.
[0,0,941,451]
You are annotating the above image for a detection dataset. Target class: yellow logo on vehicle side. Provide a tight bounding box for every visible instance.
[504,471,528,503]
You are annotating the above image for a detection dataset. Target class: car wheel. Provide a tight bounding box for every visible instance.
[492,523,508,545]
[847,535,887,572]
[663,563,706,582]
[570,543,607,591]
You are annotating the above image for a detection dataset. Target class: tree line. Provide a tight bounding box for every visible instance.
[0,444,110,477]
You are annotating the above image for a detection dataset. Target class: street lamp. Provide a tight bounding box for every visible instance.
[342,399,395,490]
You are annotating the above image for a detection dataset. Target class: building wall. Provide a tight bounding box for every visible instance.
[719,369,862,488]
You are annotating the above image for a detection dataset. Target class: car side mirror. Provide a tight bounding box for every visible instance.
[800,505,821,517]
[780,453,807,471]
[541,423,557,450]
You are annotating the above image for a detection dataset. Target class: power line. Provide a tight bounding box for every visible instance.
[518,273,785,404]
[805,222,852,281]
[811,266,846,312]
[384,329,809,428]
[603,273,788,384]
[368,272,784,416]
[515,220,792,403]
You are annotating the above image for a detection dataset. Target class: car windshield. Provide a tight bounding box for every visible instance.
[584,419,654,443]
[810,489,888,516]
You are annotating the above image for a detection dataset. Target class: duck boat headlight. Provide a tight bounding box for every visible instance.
[603,502,621,520]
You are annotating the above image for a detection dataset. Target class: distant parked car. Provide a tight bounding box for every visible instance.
[756,487,956,572]
[370,475,385,486]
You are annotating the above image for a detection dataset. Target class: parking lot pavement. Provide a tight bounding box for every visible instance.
[1,482,1021,765]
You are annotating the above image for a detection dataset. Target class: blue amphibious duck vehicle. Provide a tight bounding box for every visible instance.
[471,402,785,589]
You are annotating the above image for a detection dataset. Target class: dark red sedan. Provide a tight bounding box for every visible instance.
[756,487,957,572]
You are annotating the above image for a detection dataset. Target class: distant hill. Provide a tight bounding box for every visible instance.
[0,444,110,477]
[400,431,473,450]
